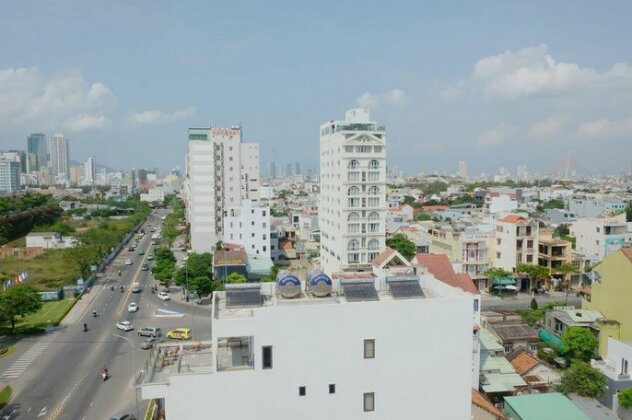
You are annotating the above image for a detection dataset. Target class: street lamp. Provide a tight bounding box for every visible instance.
[113,334,140,419]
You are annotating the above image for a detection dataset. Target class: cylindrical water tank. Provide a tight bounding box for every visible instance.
[307,271,332,297]
[276,271,301,298]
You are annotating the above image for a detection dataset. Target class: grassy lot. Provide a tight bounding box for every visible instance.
[0,299,77,335]
[0,346,15,359]
[0,250,81,290]
[0,386,12,409]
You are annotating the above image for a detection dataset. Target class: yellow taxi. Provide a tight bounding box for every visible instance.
[166,328,191,340]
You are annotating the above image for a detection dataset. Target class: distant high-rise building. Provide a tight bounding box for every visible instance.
[69,164,84,186]
[267,161,277,179]
[27,133,47,171]
[458,160,468,178]
[0,154,21,193]
[49,133,70,181]
[84,157,96,185]
[319,108,386,276]
[294,162,301,176]
[516,165,528,180]
[285,163,293,178]
[185,125,260,253]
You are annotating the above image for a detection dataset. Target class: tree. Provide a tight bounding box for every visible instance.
[558,361,606,398]
[417,212,432,221]
[151,248,176,288]
[562,326,599,362]
[226,272,247,283]
[554,224,570,237]
[530,298,538,310]
[558,263,579,288]
[174,252,213,295]
[517,263,550,288]
[0,285,43,332]
[385,233,416,261]
[618,386,632,408]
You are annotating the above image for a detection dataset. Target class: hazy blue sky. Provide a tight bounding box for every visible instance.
[1,1,632,175]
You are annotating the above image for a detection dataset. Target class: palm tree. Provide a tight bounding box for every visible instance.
[558,263,579,290]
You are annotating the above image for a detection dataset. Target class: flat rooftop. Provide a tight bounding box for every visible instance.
[213,275,452,319]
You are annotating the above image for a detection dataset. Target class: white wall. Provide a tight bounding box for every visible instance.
[144,281,473,420]
[223,200,271,258]
[187,141,217,253]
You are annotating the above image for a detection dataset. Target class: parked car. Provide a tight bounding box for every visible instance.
[125,258,132,265]
[128,247,135,252]
[128,302,139,313]
[138,326,162,337]
[166,328,191,340]
[157,291,170,301]
[116,321,134,331]
[147,253,154,260]
[140,337,156,350]
[141,263,149,271]
[138,250,145,256]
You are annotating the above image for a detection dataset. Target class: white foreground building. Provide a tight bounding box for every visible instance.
[319,109,387,276]
[185,126,260,253]
[141,274,473,419]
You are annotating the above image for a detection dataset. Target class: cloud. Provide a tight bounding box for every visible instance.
[476,123,516,146]
[577,117,632,139]
[66,114,110,132]
[356,89,406,110]
[527,115,565,140]
[456,45,632,99]
[0,67,115,132]
[128,106,196,125]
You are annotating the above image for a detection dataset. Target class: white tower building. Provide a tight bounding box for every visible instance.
[319,109,387,276]
[185,126,260,253]
[83,156,96,185]
[49,133,70,182]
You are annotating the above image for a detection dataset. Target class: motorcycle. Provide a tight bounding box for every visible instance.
[102,369,109,381]
[92,310,97,318]
[120,286,124,292]
[83,323,88,332]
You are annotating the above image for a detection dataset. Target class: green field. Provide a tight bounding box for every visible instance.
[0,250,82,290]
[0,386,12,409]
[0,299,77,335]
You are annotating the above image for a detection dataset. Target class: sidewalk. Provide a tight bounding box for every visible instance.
[60,283,105,327]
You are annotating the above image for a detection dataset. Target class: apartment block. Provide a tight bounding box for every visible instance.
[494,215,539,272]
[319,109,387,276]
[185,126,260,253]
[570,215,629,263]
[223,200,271,258]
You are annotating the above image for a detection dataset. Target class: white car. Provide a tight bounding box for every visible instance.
[128,302,139,312]
[157,291,170,301]
[116,321,134,331]
[125,258,132,265]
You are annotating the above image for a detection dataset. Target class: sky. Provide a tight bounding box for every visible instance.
[1,0,632,176]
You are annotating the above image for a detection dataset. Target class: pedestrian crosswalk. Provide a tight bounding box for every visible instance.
[1,331,60,379]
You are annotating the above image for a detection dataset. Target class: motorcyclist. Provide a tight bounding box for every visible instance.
[102,368,109,380]
[83,323,88,332]
[92,310,97,317]
[118,270,122,276]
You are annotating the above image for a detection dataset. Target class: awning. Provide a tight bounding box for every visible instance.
[492,276,517,286]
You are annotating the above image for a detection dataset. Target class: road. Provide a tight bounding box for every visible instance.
[481,292,581,311]
[0,209,212,420]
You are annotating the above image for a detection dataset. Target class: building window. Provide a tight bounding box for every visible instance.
[368,239,379,251]
[348,160,359,169]
[299,386,306,396]
[622,358,629,376]
[364,339,375,359]
[473,299,479,312]
[329,384,336,394]
[348,186,360,196]
[348,240,360,251]
[368,160,379,170]
[363,392,375,412]
[504,345,513,353]
[529,343,538,352]
[368,186,379,195]
[262,346,272,369]
[348,212,360,221]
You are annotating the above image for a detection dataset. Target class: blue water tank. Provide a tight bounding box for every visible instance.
[307,271,332,297]
[277,271,301,298]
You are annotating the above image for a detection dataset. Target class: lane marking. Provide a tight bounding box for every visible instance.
[37,406,47,417]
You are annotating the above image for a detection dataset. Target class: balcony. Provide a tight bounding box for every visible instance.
[217,336,254,371]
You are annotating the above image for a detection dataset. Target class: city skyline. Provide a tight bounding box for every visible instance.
[1,2,632,174]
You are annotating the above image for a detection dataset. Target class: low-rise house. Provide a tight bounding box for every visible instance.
[371,247,411,278]
[506,348,561,392]
[544,307,606,338]
[503,393,590,420]
[570,214,629,264]
[488,322,540,354]
[213,249,247,281]
[479,328,527,405]
[472,389,507,420]
[25,232,77,249]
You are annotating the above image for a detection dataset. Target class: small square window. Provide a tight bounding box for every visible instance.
[329,384,336,394]
[364,339,375,359]
[299,386,306,396]
[363,392,375,412]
